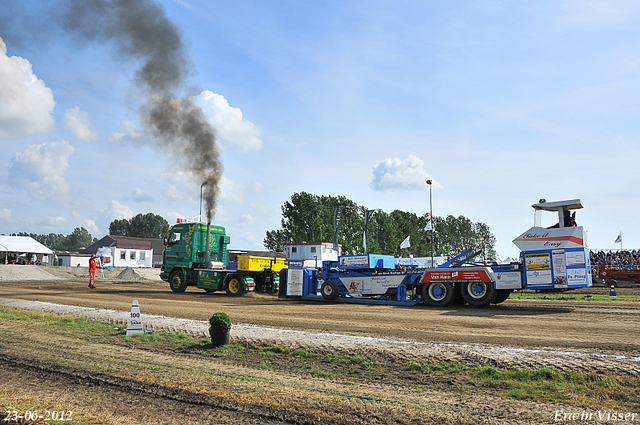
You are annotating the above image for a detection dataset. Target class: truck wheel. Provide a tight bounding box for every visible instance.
[421,282,456,307]
[321,281,339,300]
[492,289,513,304]
[459,281,497,306]
[169,270,188,293]
[225,274,246,297]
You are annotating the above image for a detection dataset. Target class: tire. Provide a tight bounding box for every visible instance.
[421,281,456,307]
[459,281,497,306]
[278,269,288,298]
[225,274,246,297]
[320,280,339,300]
[492,289,513,304]
[169,269,188,293]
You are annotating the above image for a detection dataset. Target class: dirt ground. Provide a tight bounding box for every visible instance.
[1,266,640,423]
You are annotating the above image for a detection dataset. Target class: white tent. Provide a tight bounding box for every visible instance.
[0,236,53,264]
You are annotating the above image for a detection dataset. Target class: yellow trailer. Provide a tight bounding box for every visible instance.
[238,255,286,273]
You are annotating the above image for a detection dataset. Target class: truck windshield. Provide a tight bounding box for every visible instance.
[168,232,181,245]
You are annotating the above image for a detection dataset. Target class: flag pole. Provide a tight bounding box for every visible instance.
[426,180,433,267]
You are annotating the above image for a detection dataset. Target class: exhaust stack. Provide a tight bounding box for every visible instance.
[205,223,211,268]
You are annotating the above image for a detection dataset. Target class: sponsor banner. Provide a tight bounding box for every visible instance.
[286,268,304,296]
[552,249,568,288]
[494,271,522,289]
[423,268,491,282]
[287,260,304,269]
[526,269,552,285]
[565,251,585,267]
[567,268,588,286]
[525,253,551,270]
[338,275,406,295]
[339,255,370,268]
[513,226,585,251]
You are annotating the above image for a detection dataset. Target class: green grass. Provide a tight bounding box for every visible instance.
[509,292,640,302]
[1,307,639,410]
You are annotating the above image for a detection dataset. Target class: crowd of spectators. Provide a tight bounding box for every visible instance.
[590,250,640,268]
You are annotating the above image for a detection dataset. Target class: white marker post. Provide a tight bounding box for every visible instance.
[126,300,144,336]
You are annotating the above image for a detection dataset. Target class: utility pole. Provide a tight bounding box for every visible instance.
[426,180,433,267]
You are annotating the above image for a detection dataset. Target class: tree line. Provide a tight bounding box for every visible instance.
[7,213,169,252]
[264,191,497,260]
[10,227,97,252]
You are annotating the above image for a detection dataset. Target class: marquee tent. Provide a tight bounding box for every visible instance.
[0,236,53,264]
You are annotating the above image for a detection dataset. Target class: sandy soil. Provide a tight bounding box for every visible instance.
[1,267,640,423]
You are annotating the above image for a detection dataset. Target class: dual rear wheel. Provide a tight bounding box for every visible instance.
[422,281,508,306]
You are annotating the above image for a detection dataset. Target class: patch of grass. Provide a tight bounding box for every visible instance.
[399,360,471,375]
[476,366,501,378]
[2,307,639,410]
[309,368,333,378]
[398,358,639,406]
[510,292,640,303]
[261,345,290,354]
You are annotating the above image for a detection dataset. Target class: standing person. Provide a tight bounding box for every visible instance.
[89,254,102,289]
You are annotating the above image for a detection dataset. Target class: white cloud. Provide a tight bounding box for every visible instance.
[110,200,133,219]
[193,91,262,154]
[63,106,99,142]
[219,176,246,203]
[370,155,436,191]
[8,141,74,202]
[0,208,12,222]
[165,183,184,201]
[45,216,66,227]
[84,219,100,235]
[240,214,254,226]
[166,211,182,223]
[0,37,55,138]
[108,120,142,144]
[132,188,154,202]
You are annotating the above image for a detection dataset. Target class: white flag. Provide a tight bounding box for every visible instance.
[400,235,411,249]
[424,220,433,231]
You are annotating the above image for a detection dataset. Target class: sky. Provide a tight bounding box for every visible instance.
[1,0,638,259]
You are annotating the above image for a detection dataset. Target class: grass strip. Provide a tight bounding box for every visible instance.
[1,307,639,416]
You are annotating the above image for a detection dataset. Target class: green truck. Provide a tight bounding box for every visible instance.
[160,220,280,296]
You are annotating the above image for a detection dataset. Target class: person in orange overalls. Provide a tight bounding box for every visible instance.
[89,254,102,289]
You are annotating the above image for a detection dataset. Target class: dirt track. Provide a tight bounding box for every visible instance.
[2,267,640,424]
[2,276,640,357]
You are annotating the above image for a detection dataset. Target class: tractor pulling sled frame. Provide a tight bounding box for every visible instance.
[281,199,593,307]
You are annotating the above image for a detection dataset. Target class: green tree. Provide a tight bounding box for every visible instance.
[35,233,66,249]
[59,227,95,251]
[264,229,290,252]
[129,213,169,238]
[109,218,130,236]
[267,192,497,259]
[12,231,92,251]
[108,213,169,239]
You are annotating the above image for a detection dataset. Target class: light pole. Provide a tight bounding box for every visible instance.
[480,237,485,263]
[426,180,433,267]
[199,182,207,223]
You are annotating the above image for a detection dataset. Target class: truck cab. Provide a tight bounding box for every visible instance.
[161,221,248,295]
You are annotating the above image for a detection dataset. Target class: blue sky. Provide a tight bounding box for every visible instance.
[1,0,638,259]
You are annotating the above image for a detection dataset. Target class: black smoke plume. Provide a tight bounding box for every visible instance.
[64,0,223,221]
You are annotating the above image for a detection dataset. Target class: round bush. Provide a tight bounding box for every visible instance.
[209,312,231,332]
